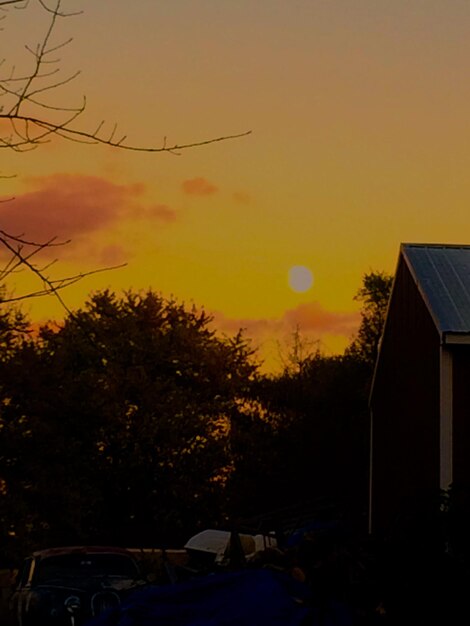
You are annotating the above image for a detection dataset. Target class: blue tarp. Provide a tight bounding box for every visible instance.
[85,568,314,626]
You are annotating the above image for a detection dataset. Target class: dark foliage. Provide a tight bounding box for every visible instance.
[0,271,393,566]
[0,290,262,557]
[346,271,393,369]
[246,353,371,524]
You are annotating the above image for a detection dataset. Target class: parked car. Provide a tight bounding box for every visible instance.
[10,546,146,626]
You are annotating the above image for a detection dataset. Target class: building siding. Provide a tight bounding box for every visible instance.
[452,346,470,486]
[370,256,440,533]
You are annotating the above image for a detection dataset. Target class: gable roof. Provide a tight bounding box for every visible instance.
[402,243,470,335]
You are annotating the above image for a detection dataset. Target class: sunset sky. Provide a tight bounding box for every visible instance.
[2,0,470,371]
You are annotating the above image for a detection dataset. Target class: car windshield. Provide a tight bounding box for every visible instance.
[35,553,139,583]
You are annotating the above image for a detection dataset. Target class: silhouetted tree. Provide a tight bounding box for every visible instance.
[242,273,394,523]
[0,290,264,554]
[276,325,321,376]
[346,271,393,368]
[251,352,370,515]
[0,270,396,559]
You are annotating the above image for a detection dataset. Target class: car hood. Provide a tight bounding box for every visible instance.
[35,577,143,594]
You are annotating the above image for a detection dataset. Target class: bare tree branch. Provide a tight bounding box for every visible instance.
[0,230,126,311]
[0,113,252,153]
[0,1,27,7]
[1,0,251,153]
[0,0,251,307]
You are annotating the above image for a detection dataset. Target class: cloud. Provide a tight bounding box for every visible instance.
[213,301,359,339]
[210,302,360,370]
[211,313,272,336]
[182,177,218,196]
[145,204,177,222]
[0,174,177,245]
[180,179,251,204]
[232,191,251,205]
[98,244,129,266]
[282,302,359,336]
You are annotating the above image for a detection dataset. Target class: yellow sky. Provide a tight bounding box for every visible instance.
[2,0,470,371]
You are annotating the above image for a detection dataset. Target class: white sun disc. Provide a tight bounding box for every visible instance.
[288,265,314,293]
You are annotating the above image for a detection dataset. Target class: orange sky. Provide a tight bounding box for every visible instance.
[2,0,470,371]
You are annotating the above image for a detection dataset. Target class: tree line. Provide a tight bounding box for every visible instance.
[0,272,393,563]
[0,2,394,561]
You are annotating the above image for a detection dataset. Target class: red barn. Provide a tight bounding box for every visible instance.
[369,243,470,533]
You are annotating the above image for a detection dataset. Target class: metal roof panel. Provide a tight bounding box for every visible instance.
[402,243,470,334]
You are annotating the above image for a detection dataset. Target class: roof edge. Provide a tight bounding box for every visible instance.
[368,252,402,406]
[443,332,470,345]
[401,242,470,250]
[400,245,444,337]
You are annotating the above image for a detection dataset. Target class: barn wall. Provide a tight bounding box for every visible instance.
[370,256,440,533]
[452,346,470,485]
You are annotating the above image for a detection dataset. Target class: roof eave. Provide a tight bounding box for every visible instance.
[442,332,470,346]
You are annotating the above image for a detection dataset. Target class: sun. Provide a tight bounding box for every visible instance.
[288,265,314,293]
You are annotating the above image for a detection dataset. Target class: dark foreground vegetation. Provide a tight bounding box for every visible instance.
[4,271,470,623]
[0,272,390,559]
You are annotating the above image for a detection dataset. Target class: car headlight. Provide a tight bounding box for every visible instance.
[64,595,81,614]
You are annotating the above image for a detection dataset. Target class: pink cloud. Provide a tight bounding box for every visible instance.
[210,312,271,336]
[212,302,359,339]
[282,302,359,335]
[146,204,177,222]
[210,303,360,368]
[182,177,218,196]
[98,244,129,266]
[232,191,251,205]
[0,174,177,245]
